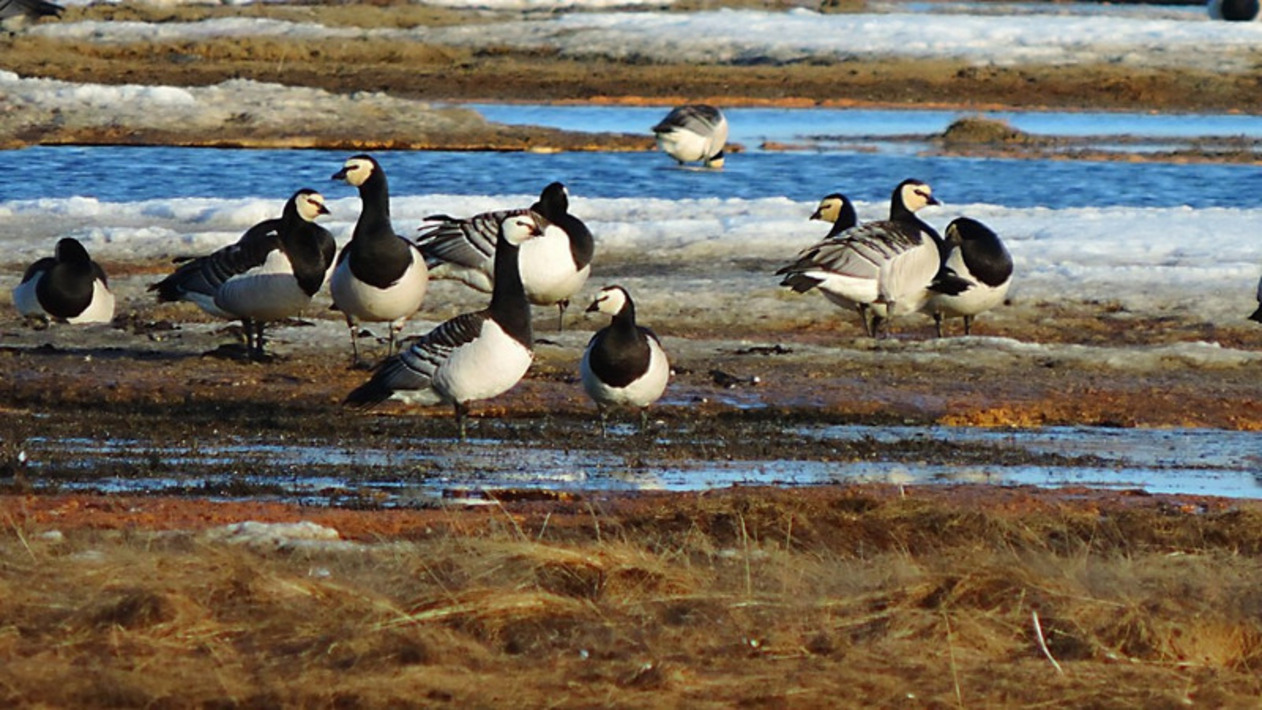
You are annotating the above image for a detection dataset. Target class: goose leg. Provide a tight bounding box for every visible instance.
[454,401,470,442]
[252,320,269,361]
[345,317,368,370]
[638,408,650,434]
[858,305,875,338]
[556,301,568,332]
[934,312,945,338]
[871,312,888,339]
[598,406,609,438]
[963,315,974,336]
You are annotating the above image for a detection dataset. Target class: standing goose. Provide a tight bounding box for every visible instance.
[0,0,63,32]
[149,189,336,360]
[580,286,670,436]
[923,217,1014,337]
[330,154,429,367]
[1208,0,1259,21]
[1249,274,1262,323]
[652,104,729,169]
[417,182,593,330]
[775,179,967,337]
[780,191,885,335]
[344,213,544,441]
[811,192,859,239]
[14,237,115,325]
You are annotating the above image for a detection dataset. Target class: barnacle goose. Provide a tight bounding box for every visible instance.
[416,182,593,331]
[1208,0,1259,21]
[149,189,335,360]
[652,104,729,169]
[0,0,62,32]
[811,193,859,239]
[923,217,1014,337]
[1249,274,1262,323]
[580,286,670,436]
[775,179,969,338]
[344,213,544,441]
[330,154,430,367]
[780,191,887,335]
[13,238,115,325]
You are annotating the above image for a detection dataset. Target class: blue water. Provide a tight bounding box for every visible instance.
[2,105,1260,208]
[470,104,1262,144]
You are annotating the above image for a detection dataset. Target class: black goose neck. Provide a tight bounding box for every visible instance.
[490,235,531,345]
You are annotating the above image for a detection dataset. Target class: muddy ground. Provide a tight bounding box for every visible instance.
[3,3,1262,707]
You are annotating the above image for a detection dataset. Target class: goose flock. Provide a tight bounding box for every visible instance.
[11,106,1254,437]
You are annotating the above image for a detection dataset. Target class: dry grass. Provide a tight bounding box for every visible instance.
[4,489,1262,707]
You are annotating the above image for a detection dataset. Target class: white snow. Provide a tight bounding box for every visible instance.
[32,5,1262,71]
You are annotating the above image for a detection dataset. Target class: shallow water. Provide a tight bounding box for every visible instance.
[3,105,1260,208]
[20,425,1262,505]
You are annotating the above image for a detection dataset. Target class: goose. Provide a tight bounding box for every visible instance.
[1249,274,1262,323]
[330,154,429,368]
[580,286,671,436]
[652,104,729,169]
[13,238,115,324]
[776,179,968,338]
[922,217,1014,337]
[780,191,887,335]
[344,213,543,441]
[811,192,859,239]
[416,182,593,330]
[0,0,62,32]
[149,188,335,360]
[1208,0,1259,21]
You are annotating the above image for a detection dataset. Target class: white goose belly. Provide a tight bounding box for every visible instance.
[809,271,880,310]
[68,280,116,324]
[215,251,312,321]
[927,280,1010,319]
[877,242,940,316]
[432,320,534,405]
[656,130,712,163]
[331,255,428,323]
[519,230,589,306]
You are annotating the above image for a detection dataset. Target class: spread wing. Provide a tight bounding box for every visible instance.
[417,208,525,272]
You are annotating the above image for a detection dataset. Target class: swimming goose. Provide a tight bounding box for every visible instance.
[417,182,593,331]
[923,217,1014,337]
[330,154,429,367]
[149,189,335,360]
[776,179,967,338]
[14,238,115,325]
[0,0,62,32]
[652,104,729,169]
[580,286,670,436]
[344,213,543,441]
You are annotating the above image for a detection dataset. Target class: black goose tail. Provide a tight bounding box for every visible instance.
[1249,306,1262,324]
[778,272,822,294]
[929,267,973,297]
[343,372,396,410]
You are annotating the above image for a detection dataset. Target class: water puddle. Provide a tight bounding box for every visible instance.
[13,424,1261,506]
